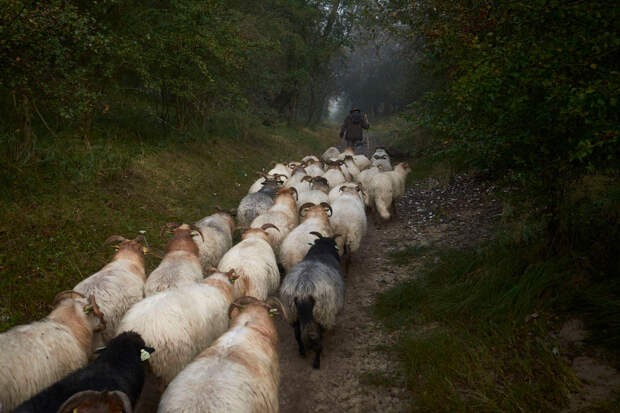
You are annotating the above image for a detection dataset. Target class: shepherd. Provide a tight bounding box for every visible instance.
[339,106,370,154]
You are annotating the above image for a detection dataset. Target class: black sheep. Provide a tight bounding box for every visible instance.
[13,331,154,413]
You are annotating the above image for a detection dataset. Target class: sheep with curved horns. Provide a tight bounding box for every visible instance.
[144,223,204,297]
[298,176,330,206]
[301,154,320,163]
[238,176,283,227]
[267,161,291,180]
[116,269,239,385]
[218,225,281,300]
[322,162,347,189]
[248,172,287,194]
[0,291,105,411]
[328,182,369,206]
[158,296,285,413]
[73,234,148,349]
[304,160,325,178]
[13,332,154,413]
[279,202,334,272]
[192,208,236,273]
[321,146,340,162]
[250,187,298,254]
[285,166,312,194]
[279,233,344,369]
[329,185,367,273]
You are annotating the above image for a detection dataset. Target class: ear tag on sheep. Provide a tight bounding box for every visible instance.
[140,349,151,361]
[84,305,93,314]
[268,308,278,318]
[143,247,149,254]
[113,245,120,251]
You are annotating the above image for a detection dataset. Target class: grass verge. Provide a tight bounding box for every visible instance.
[0,123,337,331]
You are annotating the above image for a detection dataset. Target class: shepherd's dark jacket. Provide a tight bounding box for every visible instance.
[339,110,369,143]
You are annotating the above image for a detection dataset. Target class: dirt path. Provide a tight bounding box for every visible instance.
[277,169,503,412]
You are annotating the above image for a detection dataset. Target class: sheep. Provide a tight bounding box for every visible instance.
[328,182,369,206]
[116,269,239,385]
[250,187,299,253]
[329,185,368,273]
[192,209,236,272]
[73,234,148,349]
[238,176,282,226]
[279,233,344,369]
[143,223,204,297]
[303,158,325,177]
[267,161,291,180]
[279,202,334,272]
[158,296,285,413]
[343,155,361,181]
[321,146,340,162]
[382,162,412,217]
[368,171,394,222]
[13,332,155,413]
[0,291,105,411]
[285,166,312,194]
[322,162,347,189]
[218,225,281,300]
[248,172,286,194]
[352,154,371,171]
[301,154,320,163]
[298,176,330,206]
[371,148,392,171]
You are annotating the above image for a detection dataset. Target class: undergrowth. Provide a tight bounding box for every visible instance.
[0,121,335,331]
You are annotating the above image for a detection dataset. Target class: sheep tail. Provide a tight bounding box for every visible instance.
[296,296,318,342]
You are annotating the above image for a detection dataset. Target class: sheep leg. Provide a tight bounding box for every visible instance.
[312,345,322,369]
[391,200,398,219]
[294,321,305,357]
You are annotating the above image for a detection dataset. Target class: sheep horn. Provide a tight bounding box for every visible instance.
[227,269,240,283]
[332,233,342,240]
[160,222,180,238]
[298,202,316,216]
[339,185,346,192]
[261,223,280,232]
[301,175,313,182]
[188,224,204,242]
[310,231,324,239]
[228,296,261,318]
[289,187,298,200]
[88,295,106,332]
[58,390,133,413]
[52,290,86,307]
[103,235,127,247]
[205,267,220,276]
[319,202,333,217]
[265,296,290,322]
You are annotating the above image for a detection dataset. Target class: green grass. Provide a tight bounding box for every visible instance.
[0,122,337,331]
[388,245,433,266]
[374,240,583,412]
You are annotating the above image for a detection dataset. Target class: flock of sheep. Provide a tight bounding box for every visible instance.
[0,144,411,413]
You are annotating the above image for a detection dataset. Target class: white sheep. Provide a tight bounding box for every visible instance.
[144,223,204,297]
[115,270,238,385]
[357,165,383,208]
[352,154,371,171]
[303,159,325,177]
[329,186,367,273]
[250,188,299,254]
[192,210,235,272]
[74,235,148,348]
[322,163,347,189]
[0,291,105,411]
[285,166,312,194]
[267,162,291,180]
[321,146,340,162]
[343,155,361,181]
[371,148,392,171]
[218,226,281,300]
[158,296,284,413]
[368,163,411,222]
[279,203,334,272]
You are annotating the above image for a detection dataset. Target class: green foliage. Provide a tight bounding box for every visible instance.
[378,0,619,217]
